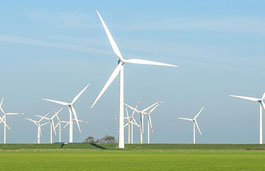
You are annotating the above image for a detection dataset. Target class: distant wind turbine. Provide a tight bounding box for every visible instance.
[230,93,265,144]
[124,103,140,144]
[125,101,162,144]
[0,98,24,144]
[43,84,89,143]
[35,108,63,144]
[179,106,204,144]
[26,113,49,144]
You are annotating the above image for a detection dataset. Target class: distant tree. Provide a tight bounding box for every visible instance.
[95,135,117,144]
[83,136,95,144]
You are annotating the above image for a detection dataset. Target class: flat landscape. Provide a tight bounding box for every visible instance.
[1,144,265,171]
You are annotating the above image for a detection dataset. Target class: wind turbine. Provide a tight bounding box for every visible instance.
[54,113,68,143]
[0,98,24,144]
[145,102,162,144]
[230,93,265,144]
[26,113,49,144]
[125,101,162,144]
[124,103,140,144]
[43,84,89,143]
[35,108,63,144]
[91,11,177,148]
[179,106,204,144]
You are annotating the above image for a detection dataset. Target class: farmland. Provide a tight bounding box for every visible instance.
[0,144,265,170]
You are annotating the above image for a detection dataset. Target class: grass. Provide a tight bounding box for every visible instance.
[1,144,265,170]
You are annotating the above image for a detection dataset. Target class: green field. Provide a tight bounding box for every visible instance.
[1,144,265,170]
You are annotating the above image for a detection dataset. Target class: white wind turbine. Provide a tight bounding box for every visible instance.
[124,105,140,144]
[91,11,177,148]
[179,106,204,144]
[0,116,10,140]
[145,102,162,144]
[43,84,89,143]
[0,98,24,144]
[125,101,162,144]
[26,113,49,144]
[35,108,63,144]
[230,93,265,144]
[54,113,68,143]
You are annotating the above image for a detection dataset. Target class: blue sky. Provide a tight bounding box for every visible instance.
[0,0,264,144]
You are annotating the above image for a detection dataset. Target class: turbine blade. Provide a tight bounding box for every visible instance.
[194,106,204,120]
[2,119,10,130]
[124,122,129,127]
[131,101,140,117]
[178,117,193,121]
[229,95,260,102]
[91,62,122,108]
[0,97,3,107]
[26,118,38,125]
[125,107,130,121]
[125,103,140,113]
[262,92,265,100]
[35,115,49,120]
[96,10,124,60]
[147,103,161,114]
[42,98,69,106]
[71,107,81,133]
[0,106,5,114]
[5,113,23,115]
[52,120,56,135]
[195,121,202,135]
[40,122,49,127]
[147,115,153,132]
[38,113,50,123]
[55,122,59,129]
[125,59,177,67]
[143,102,160,113]
[63,122,70,129]
[52,108,63,119]
[72,84,89,104]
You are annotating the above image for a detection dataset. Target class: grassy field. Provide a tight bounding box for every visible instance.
[1,144,265,170]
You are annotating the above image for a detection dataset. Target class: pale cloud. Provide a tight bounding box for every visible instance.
[0,34,109,55]
[114,17,265,35]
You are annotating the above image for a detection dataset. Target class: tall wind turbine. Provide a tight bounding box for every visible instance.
[230,93,265,144]
[43,84,89,143]
[35,108,63,144]
[91,11,177,148]
[0,98,24,144]
[179,106,204,144]
[125,101,162,144]
[26,113,49,144]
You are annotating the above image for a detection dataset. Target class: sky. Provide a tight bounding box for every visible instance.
[0,0,265,144]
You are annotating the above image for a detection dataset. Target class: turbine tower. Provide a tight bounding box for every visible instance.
[230,93,265,144]
[0,98,23,144]
[125,101,162,144]
[179,106,204,144]
[35,108,63,144]
[43,84,89,143]
[91,11,177,148]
